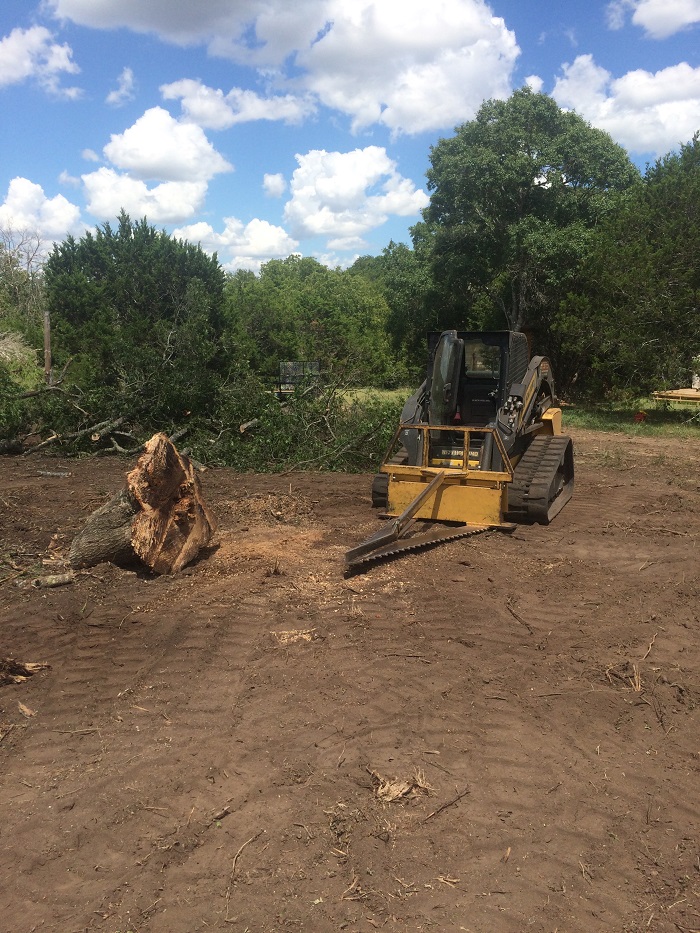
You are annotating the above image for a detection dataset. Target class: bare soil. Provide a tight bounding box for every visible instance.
[1,428,699,933]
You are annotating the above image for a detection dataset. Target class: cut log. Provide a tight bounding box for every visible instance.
[69,433,217,574]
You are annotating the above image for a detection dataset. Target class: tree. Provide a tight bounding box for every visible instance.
[0,226,45,329]
[224,255,398,385]
[418,88,640,361]
[557,134,700,395]
[44,212,227,426]
[350,241,434,376]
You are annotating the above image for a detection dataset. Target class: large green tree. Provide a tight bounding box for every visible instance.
[45,211,227,425]
[225,255,399,385]
[418,88,640,360]
[350,241,435,377]
[556,134,700,395]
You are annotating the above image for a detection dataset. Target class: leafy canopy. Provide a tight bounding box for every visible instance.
[556,133,700,396]
[44,211,227,426]
[224,254,400,386]
[418,88,640,346]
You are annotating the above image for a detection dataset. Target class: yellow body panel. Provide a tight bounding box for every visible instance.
[541,407,562,434]
[387,470,508,525]
[379,424,516,527]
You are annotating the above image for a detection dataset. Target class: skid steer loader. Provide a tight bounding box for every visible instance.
[346,330,574,569]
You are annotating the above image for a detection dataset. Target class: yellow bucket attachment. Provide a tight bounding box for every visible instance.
[381,424,514,528]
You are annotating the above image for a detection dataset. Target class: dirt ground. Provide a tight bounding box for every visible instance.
[1,428,699,933]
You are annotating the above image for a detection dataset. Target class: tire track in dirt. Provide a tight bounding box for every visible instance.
[62,535,353,932]
[2,436,699,933]
[1,565,289,931]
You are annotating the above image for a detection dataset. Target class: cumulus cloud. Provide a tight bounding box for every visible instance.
[102,107,232,181]
[0,25,81,97]
[0,177,82,240]
[46,0,321,55]
[297,0,519,135]
[173,216,299,272]
[525,74,544,93]
[283,146,428,243]
[553,54,700,155]
[263,173,287,197]
[81,167,208,223]
[78,107,232,222]
[106,66,136,106]
[161,79,316,129]
[47,0,519,135]
[606,0,700,38]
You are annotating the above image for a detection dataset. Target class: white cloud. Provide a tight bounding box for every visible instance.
[313,250,359,269]
[553,54,700,155]
[82,148,100,162]
[161,79,316,129]
[76,108,233,225]
[106,66,136,106]
[298,0,519,135]
[59,170,80,187]
[606,0,634,30]
[81,167,208,223]
[326,236,367,251]
[0,25,81,97]
[0,177,82,241]
[263,173,287,197]
[606,0,700,38]
[173,217,299,272]
[47,0,519,135]
[103,107,232,181]
[525,74,544,93]
[283,146,428,243]
[47,0,325,63]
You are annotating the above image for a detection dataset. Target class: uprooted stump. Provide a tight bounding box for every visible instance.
[69,433,217,574]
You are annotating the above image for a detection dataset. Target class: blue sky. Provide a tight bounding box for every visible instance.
[1,0,699,271]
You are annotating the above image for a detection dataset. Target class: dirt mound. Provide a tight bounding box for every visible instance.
[1,430,698,933]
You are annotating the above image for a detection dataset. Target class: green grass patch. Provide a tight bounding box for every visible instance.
[344,387,414,406]
[562,399,700,437]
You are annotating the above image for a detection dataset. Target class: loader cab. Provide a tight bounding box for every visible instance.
[423,330,530,469]
[460,337,502,426]
[399,330,531,469]
[427,330,529,428]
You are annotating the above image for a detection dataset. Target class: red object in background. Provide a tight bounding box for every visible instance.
[634,411,647,423]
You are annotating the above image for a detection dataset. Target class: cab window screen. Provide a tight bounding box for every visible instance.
[464,340,500,378]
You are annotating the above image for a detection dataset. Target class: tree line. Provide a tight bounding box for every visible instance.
[1,88,699,466]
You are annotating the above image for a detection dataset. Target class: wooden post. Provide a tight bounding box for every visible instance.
[43,308,52,385]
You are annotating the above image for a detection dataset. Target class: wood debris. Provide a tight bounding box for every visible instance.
[367,767,433,802]
[0,659,50,687]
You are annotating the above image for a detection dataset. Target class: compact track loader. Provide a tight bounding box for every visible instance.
[346,330,574,569]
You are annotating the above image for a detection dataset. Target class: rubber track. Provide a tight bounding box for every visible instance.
[371,447,409,509]
[508,435,574,524]
[371,473,389,509]
[347,524,489,571]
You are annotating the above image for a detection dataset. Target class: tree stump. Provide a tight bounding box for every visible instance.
[69,433,217,574]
